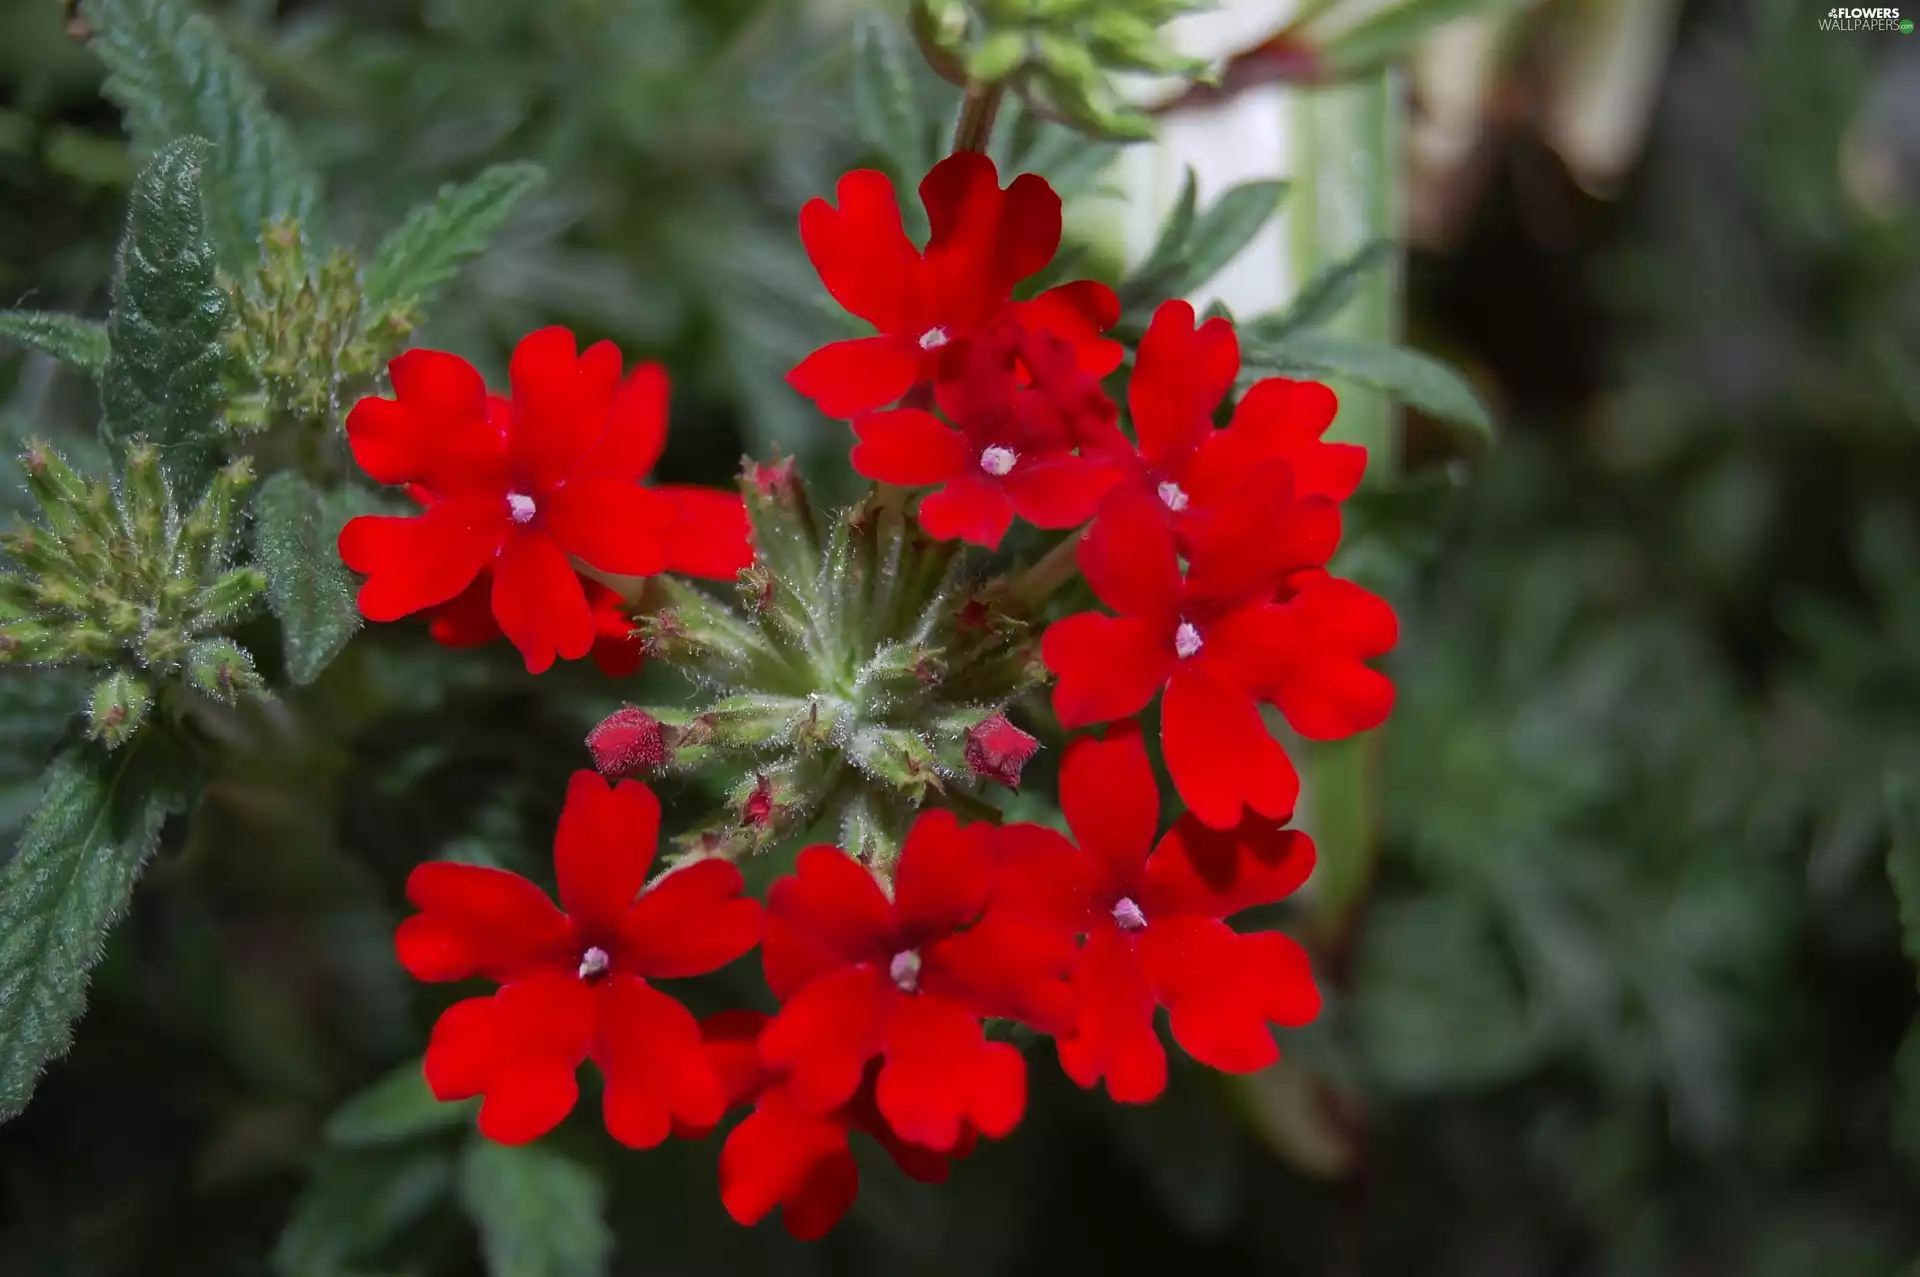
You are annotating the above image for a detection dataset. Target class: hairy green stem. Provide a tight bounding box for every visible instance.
[952,80,1004,153]
[1009,532,1082,611]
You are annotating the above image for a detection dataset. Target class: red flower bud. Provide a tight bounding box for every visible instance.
[586,706,667,778]
[748,456,798,500]
[742,773,777,825]
[963,715,1039,789]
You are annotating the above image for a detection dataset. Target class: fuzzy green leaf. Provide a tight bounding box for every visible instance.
[851,10,929,183]
[101,136,236,486]
[274,1147,454,1277]
[81,0,319,275]
[0,737,195,1121]
[363,162,547,321]
[323,1059,475,1146]
[253,473,361,686]
[0,312,110,375]
[1260,238,1396,335]
[458,1140,611,1277]
[1248,329,1494,437]
[1171,179,1289,299]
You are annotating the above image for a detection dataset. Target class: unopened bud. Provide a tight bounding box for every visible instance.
[587,706,668,779]
[963,714,1040,789]
[742,773,777,826]
[185,638,263,703]
[88,671,152,749]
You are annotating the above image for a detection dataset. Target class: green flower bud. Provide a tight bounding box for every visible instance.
[87,670,152,749]
[186,638,263,703]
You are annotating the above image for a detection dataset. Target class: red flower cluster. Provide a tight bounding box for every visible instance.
[339,328,751,673]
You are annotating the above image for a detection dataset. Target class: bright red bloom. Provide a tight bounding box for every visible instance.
[788,152,1121,419]
[428,571,646,678]
[396,771,762,1147]
[1097,301,1367,537]
[851,320,1120,547]
[1041,483,1395,830]
[698,1012,970,1240]
[993,724,1320,1101]
[340,329,750,673]
[757,811,1075,1151]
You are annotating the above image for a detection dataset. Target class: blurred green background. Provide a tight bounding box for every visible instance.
[4,0,1920,1273]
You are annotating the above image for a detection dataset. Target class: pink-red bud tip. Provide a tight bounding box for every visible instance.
[586,706,667,779]
[964,715,1039,789]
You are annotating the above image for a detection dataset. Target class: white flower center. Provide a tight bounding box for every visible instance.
[507,491,537,524]
[578,946,611,980]
[1174,621,1203,659]
[889,949,922,993]
[918,326,950,351]
[1112,897,1147,931]
[1157,481,1190,512]
[979,445,1018,477]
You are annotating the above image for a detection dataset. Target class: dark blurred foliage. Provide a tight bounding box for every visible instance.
[3,0,1920,1273]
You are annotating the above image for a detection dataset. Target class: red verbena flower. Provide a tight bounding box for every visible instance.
[340,328,750,673]
[757,810,1075,1151]
[850,318,1120,547]
[1098,300,1367,538]
[788,152,1121,419]
[395,770,762,1146]
[1042,483,1395,829]
[993,723,1320,1102]
[428,570,646,678]
[698,1012,971,1240]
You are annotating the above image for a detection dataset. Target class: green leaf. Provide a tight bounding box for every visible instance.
[274,1147,454,1277]
[363,163,547,321]
[101,136,236,486]
[0,312,110,375]
[458,1140,611,1277]
[324,1059,476,1147]
[1169,179,1289,299]
[81,0,320,274]
[1247,329,1493,437]
[1886,779,1920,979]
[0,737,195,1121]
[1259,238,1396,335]
[1319,0,1534,77]
[851,10,929,183]
[1116,167,1200,309]
[253,473,362,687]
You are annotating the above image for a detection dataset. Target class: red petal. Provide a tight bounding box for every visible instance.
[505,328,622,491]
[788,336,922,419]
[875,994,1025,1150]
[920,154,1061,314]
[491,529,595,673]
[1078,488,1183,620]
[339,498,505,623]
[1219,376,1364,502]
[850,409,968,485]
[1184,466,1339,603]
[618,859,761,978]
[1146,922,1319,1073]
[799,171,921,332]
[1002,456,1122,529]
[989,822,1099,935]
[762,847,895,999]
[922,917,1077,1033]
[1162,666,1299,831]
[1266,577,1398,739]
[397,861,571,982]
[654,485,753,580]
[348,350,507,495]
[1129,301,1239,466]
[1058,724,1160,891]
[1042,612,1173,729]
[719,1086,857,1236]
[593,975,727,1148]
[698,1010,775,1109]
[577,360,669,482]
[1056,924,1165,1102]
[539,477,675,577]
[425,971,595,1144]
[1144,816,1316,920]
[1015,280,1124,376]
[428,573,504,648]
[916,472,1015,547]
[891,809,993,941]
[758,965,891,1115]
[552,769,660,938]
[586,582,645,677]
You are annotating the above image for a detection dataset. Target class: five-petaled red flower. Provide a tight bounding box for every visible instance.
[696,1011,971,1240]
[788,151,1121,419]
[1043,482,1396,829]
[396,771,762,1146]
[757,810,1075,1151]
[994,723,1320,1101]
[340,327,750,674]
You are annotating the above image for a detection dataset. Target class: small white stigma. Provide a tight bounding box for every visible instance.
[918,326,950,351]
[1174,621,1203,659]
[1157,481,1190,512]
[578,946,611,981]
[507,491,537,524]
[889,949,922,994]
[979,445,1018,477]
[1112,897,1147,932]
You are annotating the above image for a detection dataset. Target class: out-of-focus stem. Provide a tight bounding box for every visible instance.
[953,81,1004,153]
[1009,533,1082,611]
